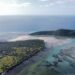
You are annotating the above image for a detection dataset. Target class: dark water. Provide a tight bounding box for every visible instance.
[0,16,75,33]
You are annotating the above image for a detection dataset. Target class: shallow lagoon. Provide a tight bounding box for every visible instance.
[17,38,75,75]
[46,39,75,75]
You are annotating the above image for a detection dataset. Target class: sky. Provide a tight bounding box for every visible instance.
[0,0,75,15]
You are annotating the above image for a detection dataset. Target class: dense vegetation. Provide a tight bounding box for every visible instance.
[30,29,75,37]
[0,40,45,74]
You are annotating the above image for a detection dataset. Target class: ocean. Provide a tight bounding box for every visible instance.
[0,16,75,33]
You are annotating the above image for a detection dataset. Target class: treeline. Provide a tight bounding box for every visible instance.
[30,29,75,37]
[0,40,45,74]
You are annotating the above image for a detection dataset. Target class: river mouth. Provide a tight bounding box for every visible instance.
[3,36,75,75]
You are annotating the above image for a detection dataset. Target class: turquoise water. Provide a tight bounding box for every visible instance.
[46,39,75,75]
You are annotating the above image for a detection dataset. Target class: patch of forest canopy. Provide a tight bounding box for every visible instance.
[0,39,45,74]
[30,29,75,37]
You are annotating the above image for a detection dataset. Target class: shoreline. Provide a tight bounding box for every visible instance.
[1,48,46,75]
[1,36,70,75]
[2,43,52,75]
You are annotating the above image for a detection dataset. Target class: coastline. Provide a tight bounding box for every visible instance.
[1,36,71,75]
[2,43,52,75]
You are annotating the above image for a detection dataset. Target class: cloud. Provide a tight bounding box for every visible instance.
[44,0,70,7]
[0,0,75,15]
[40,0,64,7]
[40,0,49,2]
[40,0,75,7]
[0,1,32,7]
[12,2,32,7]
[0,1,32,11]
[0,0,75,7]
[0,1,32,15]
